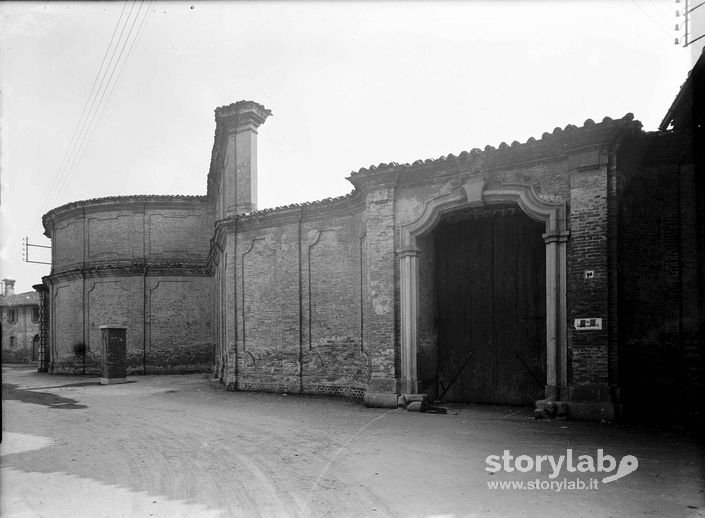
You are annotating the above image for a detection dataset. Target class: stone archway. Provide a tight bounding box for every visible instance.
[398,178,569,403]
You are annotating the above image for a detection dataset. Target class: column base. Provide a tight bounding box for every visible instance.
[400,393,428,412]
[364,392,400,408]
[535,399,619,421]
[100,377,128,385]
[397,379,419,394]
[364,392,431,411]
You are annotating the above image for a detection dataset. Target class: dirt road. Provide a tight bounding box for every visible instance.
[2,364,704,517]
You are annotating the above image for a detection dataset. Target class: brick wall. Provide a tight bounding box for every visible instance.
[41,107,702,422]
[147,276,212,373]
[618,132,701,422]
[214,117,648,405]
[49,198,211,273]
[220,203,368,398]
[48,272,212,375]
[87,276,139,373]
[363,186,397,393]
[44,197,213,375]
[566,166,610,398]
[51,280,84,373]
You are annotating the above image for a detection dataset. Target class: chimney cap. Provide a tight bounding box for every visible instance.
[214,100,272,131]
[2,279,16,295]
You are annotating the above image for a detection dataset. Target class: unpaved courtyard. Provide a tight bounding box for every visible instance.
[2,364,704,517]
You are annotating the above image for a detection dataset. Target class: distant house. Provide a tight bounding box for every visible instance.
[1,279,41,364]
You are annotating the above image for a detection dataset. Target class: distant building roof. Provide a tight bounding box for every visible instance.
[0,291,39,307]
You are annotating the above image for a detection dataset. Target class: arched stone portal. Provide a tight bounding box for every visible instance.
[398,178,569,405]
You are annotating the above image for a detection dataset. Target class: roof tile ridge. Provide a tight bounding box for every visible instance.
[350,113,640,176]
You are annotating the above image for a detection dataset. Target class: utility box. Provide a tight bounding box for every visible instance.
[100,325,128,385]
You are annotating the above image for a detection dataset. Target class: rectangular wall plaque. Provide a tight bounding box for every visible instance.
[574,318,602,330]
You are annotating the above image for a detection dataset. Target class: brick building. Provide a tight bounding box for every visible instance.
[40,57,703,422]
[1,279,41,364]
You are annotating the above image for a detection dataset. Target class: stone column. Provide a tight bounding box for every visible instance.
[543,231,569,401]
[399,249,419,394]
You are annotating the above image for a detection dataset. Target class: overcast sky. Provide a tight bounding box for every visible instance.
[0,1,694,293]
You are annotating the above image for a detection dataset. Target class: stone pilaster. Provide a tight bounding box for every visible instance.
[398,249,419,394]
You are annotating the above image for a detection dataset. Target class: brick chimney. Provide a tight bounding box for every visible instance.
[2,278,15,295]
[215,101,272,216]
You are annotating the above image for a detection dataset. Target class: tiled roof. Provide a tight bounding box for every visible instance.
[245,191,359,217]
[227,113,641,220]
[349,113,641,177]
[0,291,39,307]
[660,50,704,131]
[40,111,643,227]
[42,194,207,226]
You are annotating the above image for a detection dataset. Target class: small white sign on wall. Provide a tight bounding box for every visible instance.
[574,318,602,330]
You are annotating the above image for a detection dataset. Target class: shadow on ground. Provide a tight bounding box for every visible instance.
[1,383,87,410]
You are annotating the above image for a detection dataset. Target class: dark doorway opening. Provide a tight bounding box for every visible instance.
[32,334,40,362]
[434,207,546,405]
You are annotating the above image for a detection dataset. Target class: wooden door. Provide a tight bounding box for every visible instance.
[435,209,546,405]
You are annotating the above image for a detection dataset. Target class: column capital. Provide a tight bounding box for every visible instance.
[215,100,272,134]
[397,248,419,259]
[543,230,570,244]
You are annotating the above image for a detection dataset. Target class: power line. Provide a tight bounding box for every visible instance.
[630,0,674,39]
[53,0,154,227]
[48,0,142,206]
[26,1,152,239]
[27,1,135,238]
[675,0,705,47]
[687,1,705,38]
[87,1,154,165]
[34,1,130,222]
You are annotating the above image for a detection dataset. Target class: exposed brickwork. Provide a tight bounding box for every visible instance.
[40,96,702,423]
[51,280,84,373]
[219,207,368,396]
[43,198,212,375]
[147,276,212,373]
[362,186,397,393]
[86,276,139,373]
[567,167,610,393]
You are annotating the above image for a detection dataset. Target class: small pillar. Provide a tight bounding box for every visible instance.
[100,325,128,385]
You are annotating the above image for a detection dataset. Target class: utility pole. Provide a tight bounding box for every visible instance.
[22,237,51,265]
[676,0,705,47]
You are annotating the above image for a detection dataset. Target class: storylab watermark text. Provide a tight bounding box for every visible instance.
[485,449,638,491]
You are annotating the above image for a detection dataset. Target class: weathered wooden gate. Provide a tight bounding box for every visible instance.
[435,208,546,405]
